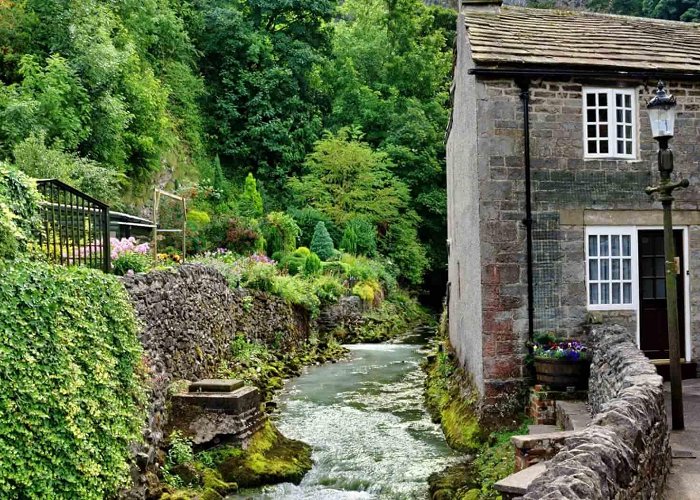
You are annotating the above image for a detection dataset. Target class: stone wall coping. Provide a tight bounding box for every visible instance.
[511,431,577,449]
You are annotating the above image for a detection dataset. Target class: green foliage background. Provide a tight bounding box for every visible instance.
[0,260,146,499]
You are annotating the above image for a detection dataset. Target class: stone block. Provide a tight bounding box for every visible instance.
[189,379,244,393]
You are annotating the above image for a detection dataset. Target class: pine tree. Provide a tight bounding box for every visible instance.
[310,221,335,260]
[238,172,264,218]
[212,155,226,194]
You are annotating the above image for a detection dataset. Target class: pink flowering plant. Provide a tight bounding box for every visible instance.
[110,237,152,276]
[533,336,591,362]
[110,237,150,260]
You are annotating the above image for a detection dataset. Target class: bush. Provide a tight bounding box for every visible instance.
[263,212,301,256]
[237,172,264,218]
[311,275,345,305]
[0,166,42,259]
[281,247,311,276]
[289,207,340,247]
[186,209,212,254]
[113,251,153,275]
[0,260,146,498]
[241,261,277,292]
[341,218,377,257]
[271,274,321,315]
[217,217,263,254]
[310,221,335,261]
[304,252,322,276]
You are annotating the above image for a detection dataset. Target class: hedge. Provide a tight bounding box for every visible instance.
[0,166,42,259]
[0,260,146,498]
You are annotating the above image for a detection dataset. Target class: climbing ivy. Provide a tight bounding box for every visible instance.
[0,260,147,499]
[0,165,42,259]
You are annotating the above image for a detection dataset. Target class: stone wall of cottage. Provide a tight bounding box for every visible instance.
[471,77,700,418]
[524,324,670,498]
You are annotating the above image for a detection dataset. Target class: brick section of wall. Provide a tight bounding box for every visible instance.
[523,324,671,499]
[474,77,700,420]
[528,385,588,425]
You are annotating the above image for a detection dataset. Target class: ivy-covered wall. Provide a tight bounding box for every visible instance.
[0,166,41,259]
[0,260,146,499]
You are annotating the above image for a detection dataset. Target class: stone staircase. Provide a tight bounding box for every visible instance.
[168,378,265,449]
[494,400,591,499]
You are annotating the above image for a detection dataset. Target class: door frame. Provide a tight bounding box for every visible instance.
[635,226,691,362]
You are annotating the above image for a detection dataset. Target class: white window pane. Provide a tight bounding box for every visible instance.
[611,235,620,256]
[600,141,609,154]
[599,93,608,106]
[589,259,599,280]
[622,235,631,256]
[623,259,631,280]
[600,236,609,256]
[626,142,632,155]
[589,236,598,256]
[588,140,597,154]
[601,283,610,303]
[612,259,620,279]
[612,283,620,304]
[598,108,608,121]
[601,259,609,280]
[624,94,631,107]
[623,283,632,303]
[616,94,622,107]
[590,283,599,304]
[587,93,596,106]
[588,124,597,137]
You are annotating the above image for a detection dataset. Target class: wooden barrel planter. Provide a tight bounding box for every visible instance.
[534,358,591,390]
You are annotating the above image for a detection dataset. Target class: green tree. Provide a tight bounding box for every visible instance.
[322,0,453,275]
[191,0,336,201]
[342,218,377,257]
[310,221,335,261]
[289,129,409,228]
[238,172,264,218]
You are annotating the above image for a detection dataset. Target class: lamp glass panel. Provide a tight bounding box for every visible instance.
[648,105,676,138]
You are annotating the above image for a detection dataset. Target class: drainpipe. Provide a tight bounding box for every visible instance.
[517,79,534,343]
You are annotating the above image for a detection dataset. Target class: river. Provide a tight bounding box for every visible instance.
[233,332,458,499]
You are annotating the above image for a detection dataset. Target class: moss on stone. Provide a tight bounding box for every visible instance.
[423,325,483,452]
[217,420,312,487]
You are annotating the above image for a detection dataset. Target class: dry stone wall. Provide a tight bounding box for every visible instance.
[523,324,670,499]
[121,265,310,486]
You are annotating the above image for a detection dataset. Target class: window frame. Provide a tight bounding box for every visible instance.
[585,226,638,311]
[582,87,638,160]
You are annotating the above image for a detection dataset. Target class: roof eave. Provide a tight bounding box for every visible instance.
[469,64,700,81]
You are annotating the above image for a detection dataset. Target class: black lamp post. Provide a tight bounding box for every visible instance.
[645,81,688,431]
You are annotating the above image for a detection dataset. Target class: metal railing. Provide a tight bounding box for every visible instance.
[36,179,111,273]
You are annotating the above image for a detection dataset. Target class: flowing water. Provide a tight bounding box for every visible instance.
[233,332,458,499]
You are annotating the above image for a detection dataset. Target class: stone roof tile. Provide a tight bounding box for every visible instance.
[465,7,700,73]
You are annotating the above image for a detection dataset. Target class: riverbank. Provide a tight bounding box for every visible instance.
[423,313,527,499]
[244,338,459,498]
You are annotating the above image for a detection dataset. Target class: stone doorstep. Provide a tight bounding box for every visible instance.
[511,430,575,450]
[494,462,547,498]
[188,379,244,393]
[556,400,592,431]
[527,424,558,435]
[174,386,260,412]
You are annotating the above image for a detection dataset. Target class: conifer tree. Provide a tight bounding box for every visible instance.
[310,221,335,260]
[238,172,263,218]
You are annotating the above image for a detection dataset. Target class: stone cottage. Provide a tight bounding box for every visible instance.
[447,0,700,421]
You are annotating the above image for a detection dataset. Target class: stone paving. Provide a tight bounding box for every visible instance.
[664,379,700,500]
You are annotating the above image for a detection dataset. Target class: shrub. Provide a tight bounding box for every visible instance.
[0,166,42,259]
[341,218,377,257]
[304,252,322,276]
[310,221,335,261]
[281,247,311,275]
[113,251,153,275]
[241,261,277,292]
[186,209,212,254]
[237,172,264,218]
[219,217,263,254]
[263,212,301,256]
[311,275,345,305]
[289,207,340,247]
[0,260,146,498]
[352,279,382,304]
[271,275,321,315]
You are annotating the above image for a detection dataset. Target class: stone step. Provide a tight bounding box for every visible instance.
[556,400,591,431]
[528,424,558,435]
[176,385,260,412]
[494,462,547,499]
[189,378,244,393]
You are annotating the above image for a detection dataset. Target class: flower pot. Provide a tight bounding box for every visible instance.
[534,358,591,390]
